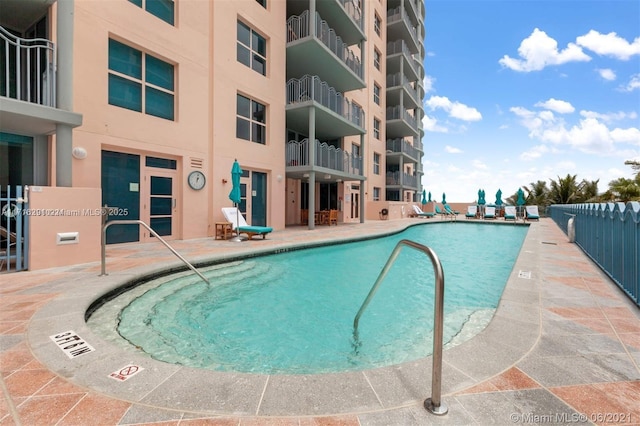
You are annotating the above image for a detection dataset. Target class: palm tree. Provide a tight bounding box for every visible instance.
[549,174,583,204]
[608,177,640,202]
[579,179,600,202]
[524,180,550,206]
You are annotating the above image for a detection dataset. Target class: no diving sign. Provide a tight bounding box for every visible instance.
[109,364,144,382]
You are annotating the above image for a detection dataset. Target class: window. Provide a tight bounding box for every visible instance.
[352,143,361,169]
[373,83,380,105]
[373,152,380,175]
[373,118,381,139]
[373,187,381,201]
[374,13,381,36]
[237,94,266,144]
[128,0,174,25]
[237,21,267,76]
[374,48,381,70]
[255,0,266,7]
[108,39,175,120]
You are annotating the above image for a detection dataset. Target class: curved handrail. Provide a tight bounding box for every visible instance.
[353,239,447,415]
[100,219,209,285]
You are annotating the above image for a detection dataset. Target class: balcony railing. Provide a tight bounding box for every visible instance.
[286,138,362,176]
[387,72,420,105]
[386,105,418,130]
[287,11,363,79]
[387,6,419,45]
[286,74,365,128]
[386,171,418,188]
[1,26,56,107]
[386,138,419,160]
[338,0,363,31]
[387,40,419,78]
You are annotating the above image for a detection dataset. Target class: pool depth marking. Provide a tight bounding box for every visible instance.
[50,331,95,358]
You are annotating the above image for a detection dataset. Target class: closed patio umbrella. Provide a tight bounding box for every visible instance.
[516,188,526,219]
[442,193,446,205]
[229,159,243,242]
[495,189,503,206]
[428,191,432,202]
[421,189,427,205]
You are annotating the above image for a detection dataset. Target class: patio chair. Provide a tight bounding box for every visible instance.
[444,204,459,215]
[465,205,477,219]
[221,207,273,239]
[411,205,435,218]
[525,205,540,221]
[484,206,496,219]
[504,206,517,221]
[329,209,338,225]
[435,205,453,218]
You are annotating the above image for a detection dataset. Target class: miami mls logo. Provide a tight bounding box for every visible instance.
[1,203,19,218]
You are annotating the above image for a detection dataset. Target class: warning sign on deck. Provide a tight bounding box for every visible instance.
[49,331,95,359]
[109,364,144,382]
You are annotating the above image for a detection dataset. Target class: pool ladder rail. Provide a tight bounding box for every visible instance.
[100,219,210,285]
[353,239,448,416]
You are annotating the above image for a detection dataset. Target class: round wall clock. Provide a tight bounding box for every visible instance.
[188,171,206,190]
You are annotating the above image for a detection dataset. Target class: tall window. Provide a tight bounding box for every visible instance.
[373,83,381,105]
[237,94,266,144]
[373,187,381,201]
[352,143,361,169]
[108,39,175,120]
[373,152,380,174]
[237,21,267,76]
[374,13,381,36]
[128,0,174,25]
[374,48,381,70]
[373,118,381,139]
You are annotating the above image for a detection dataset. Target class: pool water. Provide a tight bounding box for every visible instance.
[88,223,528,374]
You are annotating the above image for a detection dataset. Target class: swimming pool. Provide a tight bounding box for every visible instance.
[87,222,528,374]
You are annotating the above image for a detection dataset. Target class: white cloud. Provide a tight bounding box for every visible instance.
[422,113,448,133]
[580,110,637,123]
[472,159,488,170]
[445,145,463,154]
[534,98,575,114]
[620,73,640,92]
[499,28,591,72]
[611,127,640,145]
[520,145,549,161]
[576,30,640,60]
[423,75,436,93]
[597,68,616,81]
[425,96,482,121]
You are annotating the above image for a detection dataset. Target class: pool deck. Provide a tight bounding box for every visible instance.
[1,217,639,425]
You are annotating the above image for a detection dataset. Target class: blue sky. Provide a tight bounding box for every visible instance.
[420,0,640,203]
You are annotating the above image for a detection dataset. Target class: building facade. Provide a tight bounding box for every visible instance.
[0,0,426,270]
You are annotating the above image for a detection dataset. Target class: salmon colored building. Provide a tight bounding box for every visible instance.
[0,0,426,271]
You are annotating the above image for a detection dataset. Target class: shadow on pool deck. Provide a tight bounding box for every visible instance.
[1,218,639,425]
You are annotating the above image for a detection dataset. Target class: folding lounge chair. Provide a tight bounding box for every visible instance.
[411,205,435,218]
[435,205,452,218]
[465,205,477,219]
[504,206,517,221]
[484,206,496,219]
[525,205,540,221]
[444,204,459,215]
[221,207,273,239]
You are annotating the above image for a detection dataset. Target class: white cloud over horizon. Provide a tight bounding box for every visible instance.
[445,145,463,154]
[576,30,640,60]
[534,98,575,114]
[424,96,483,121]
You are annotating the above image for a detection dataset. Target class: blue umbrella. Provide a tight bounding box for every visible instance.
[442,192,446,205]
[421,189,427,205]
[477,189,485,205]
[428,191,432,202]
[495,189,503,206]
[229,159,243,242]
[516,188,525,206]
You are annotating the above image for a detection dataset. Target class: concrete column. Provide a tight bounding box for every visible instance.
[56,0,75,187]
[359,133,365,223]
[308,107,316,229]
[309,0,316,38]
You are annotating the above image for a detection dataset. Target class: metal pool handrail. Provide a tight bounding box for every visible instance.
[353,239,447,415]
[100,220,210,285]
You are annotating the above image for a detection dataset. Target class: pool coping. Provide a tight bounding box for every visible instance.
[26,220,540,417]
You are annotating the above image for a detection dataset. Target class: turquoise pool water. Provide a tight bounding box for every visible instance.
[88,223,528,374]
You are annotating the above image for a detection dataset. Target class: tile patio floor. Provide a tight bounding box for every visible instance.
[0,218,639,425]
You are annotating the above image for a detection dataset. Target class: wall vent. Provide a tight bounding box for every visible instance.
[190,158,204,169]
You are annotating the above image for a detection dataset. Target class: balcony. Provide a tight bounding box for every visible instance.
[386,105,418,138]
[0,25,82,135]
[385,138,419,163]
[387,6,420,54]
[287,0,365,44]
[386,73,420,109]
[386,40,420,82]
[386,171,418,189]
[286,75,365,139]
[287,11,365,92]
[286,138,364,181]
[388,0,420,29]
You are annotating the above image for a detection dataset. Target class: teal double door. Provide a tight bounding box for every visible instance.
[238,169,267,227]
[102,151,177,244]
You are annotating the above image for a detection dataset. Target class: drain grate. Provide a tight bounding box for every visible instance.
[518,270,532,279]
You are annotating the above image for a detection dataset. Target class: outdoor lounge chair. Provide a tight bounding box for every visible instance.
[411,205,435,218]
[435,205,453,218]
[465,205,477,219]
[525,205,540,221]
[221,207,273,239]
[484,206,496,219]
[504,206,517,221]
[444,204,459,215]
